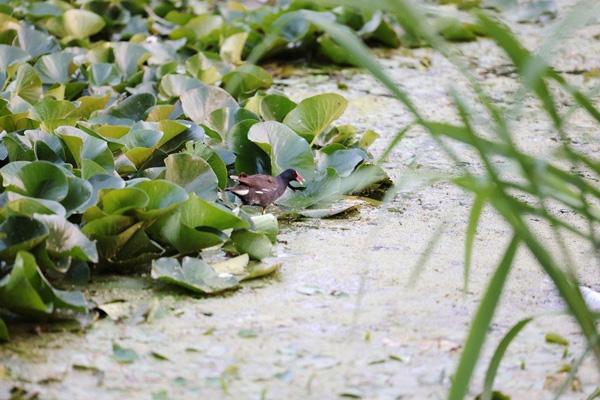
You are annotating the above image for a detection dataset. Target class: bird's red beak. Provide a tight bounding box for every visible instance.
[296,173,305,185]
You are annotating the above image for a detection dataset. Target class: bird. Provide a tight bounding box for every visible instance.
[226,168,305,213]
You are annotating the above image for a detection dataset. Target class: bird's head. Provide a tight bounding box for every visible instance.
[280,168,306,190]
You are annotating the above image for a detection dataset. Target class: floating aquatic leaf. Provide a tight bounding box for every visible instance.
[64,9,106,40]
[248,121,315,179]
[151,256,239,294]
[112,343,139,364]
[283,93,348,143]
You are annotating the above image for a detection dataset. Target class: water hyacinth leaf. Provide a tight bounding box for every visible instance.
[13,63,42,104]
[220,32,248,65]
[248,121,315,178]
[55,126,114,173]
[180,193,248,231]
[61,175,93,215]
[283,93,348,143]
[3,133,34,162]
[227,119,270,175]
[151,210,228,253]
[151,256,239,294]
[30,98,76,122]
[180,85,239,134]
[211,254,250,276]
[71,95,111,119]
[0,44,30,70]
[0,216,48,260]
[0,161,69,201]
[125,147,154,169]
[164,153,218,200]
[88,63,121,86]
[278,168,341,210]
[0,251,53,315]
[34,214,98,262]
[222,64,272,98]
[15,26,60,58]
[229,230,273,260]
[113,42,149,78]
[320,146,367,177]
[34,51,74,84]
[5,194,66,217]
[64,9,106,40]
[250,214,278,243]
[259,94,296,122]
[182,141,228,189]
[110,93,157,122]
[120,126,162,149]
[25,129,65,161]
[99,187,149,215]
[159,74,203,98]
[132,179,188,220]
[174,15,223,42]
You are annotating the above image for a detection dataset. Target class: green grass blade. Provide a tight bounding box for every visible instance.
[448,236,520,400]
[464,194,486,292]
[407,222,446,287]
[481,317,533,400]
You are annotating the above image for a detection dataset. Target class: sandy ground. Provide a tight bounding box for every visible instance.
[1,2,599,399]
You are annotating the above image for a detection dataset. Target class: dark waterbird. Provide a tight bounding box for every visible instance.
[226,169,305,213]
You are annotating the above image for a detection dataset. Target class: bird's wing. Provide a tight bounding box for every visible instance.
[226,184,250,196]
[237,174,277,189]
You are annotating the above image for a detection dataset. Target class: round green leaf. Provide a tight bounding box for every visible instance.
[164,153,218,200]
[0,216,49,261]
[99,187,149,215]
[64,9,106,40]
[132,180,188,219]
[247,121,315,178]
[283,93,348,143]
[0,161,69,201]
[34,214,98,262]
